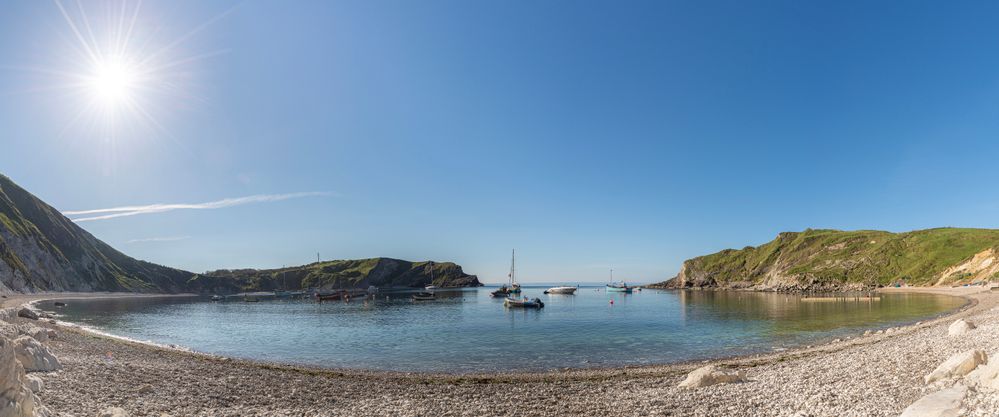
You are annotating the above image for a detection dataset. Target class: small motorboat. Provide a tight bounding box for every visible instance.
[606,283,633,293]
[544,286,577,295]
[605,269,633,293]
[412,291,436,301]
[243,296,260,303]
[210,295,223,302]
[425,285,438,290]
[504,296,544,309]
[490,285,511,297]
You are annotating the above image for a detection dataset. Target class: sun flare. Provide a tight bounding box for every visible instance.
[87,56,139,110]
[42,0,230,142]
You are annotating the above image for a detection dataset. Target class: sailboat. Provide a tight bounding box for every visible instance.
[503,250,543,308]
[606,269,633,293]
[413,261,437,301]
[507,249,522,294]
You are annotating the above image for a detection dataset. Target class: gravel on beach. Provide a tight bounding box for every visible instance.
[17,288,999,416]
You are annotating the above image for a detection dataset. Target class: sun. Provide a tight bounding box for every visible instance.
[42,0,233,141]
[87,56,140,110]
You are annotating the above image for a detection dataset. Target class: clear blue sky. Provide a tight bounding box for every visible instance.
[2,1,999,283]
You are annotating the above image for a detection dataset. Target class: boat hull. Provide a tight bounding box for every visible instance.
[544,287,577,295]
[504,297,544,308]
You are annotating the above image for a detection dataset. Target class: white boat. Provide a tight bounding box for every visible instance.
[425,285,438,290]
[544,286,577,295]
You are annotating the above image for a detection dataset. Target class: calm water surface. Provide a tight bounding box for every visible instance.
[40,287,965,373]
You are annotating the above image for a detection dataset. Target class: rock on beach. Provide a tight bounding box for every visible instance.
[13,335,61,372]
[947,319,975,336]
[899,385,967,417]
[677,365,746,388]
[924,350,987,384]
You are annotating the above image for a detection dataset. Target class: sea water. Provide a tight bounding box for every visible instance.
[40,286,964,373]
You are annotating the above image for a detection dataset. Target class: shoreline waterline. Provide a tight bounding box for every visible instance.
[8,286,979,379]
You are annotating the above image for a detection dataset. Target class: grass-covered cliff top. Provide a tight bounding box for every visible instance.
[190,257,481,293]
[658,228,999,289]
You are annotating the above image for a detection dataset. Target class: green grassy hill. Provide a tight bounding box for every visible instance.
[650,228,999,290]
[188,258,481,294]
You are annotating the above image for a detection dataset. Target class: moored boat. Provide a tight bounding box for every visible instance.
[506,249,522,293]
[504,296,544,308]
[412,291,436,301]
[490,285,511,297]
[413,263,437,301]
[606,283,633,293]
[315,289,367,302]
[544,286,577,295]
[606,269,633,293]
[210,295,223,301]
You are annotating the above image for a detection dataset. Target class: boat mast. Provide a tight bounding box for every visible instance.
[509,249,516,286]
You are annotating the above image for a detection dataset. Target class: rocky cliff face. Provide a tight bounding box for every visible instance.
[0,174,194,294]
[650,228,999,291]
[0,173,481,295]
[191,257,482,293]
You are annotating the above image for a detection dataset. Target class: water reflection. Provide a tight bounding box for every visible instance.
[39,288,965,372]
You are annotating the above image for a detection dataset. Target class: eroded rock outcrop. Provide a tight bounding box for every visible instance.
[966,357,999,391]
[12,336,60,372]
[0,336,49,417]
[899,385,967,417]
[924,350,987,384]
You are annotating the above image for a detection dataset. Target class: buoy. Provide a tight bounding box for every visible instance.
[609,299,614,305]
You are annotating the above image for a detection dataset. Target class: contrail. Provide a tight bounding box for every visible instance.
[126,236,191,243]
[65,192,333,222]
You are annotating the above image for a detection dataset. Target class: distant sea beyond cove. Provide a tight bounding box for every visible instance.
[42,287,964,373]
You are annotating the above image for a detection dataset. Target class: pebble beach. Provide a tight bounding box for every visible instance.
[5,287,999,416]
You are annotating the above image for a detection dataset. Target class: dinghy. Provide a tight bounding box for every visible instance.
[504,296,544,309]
